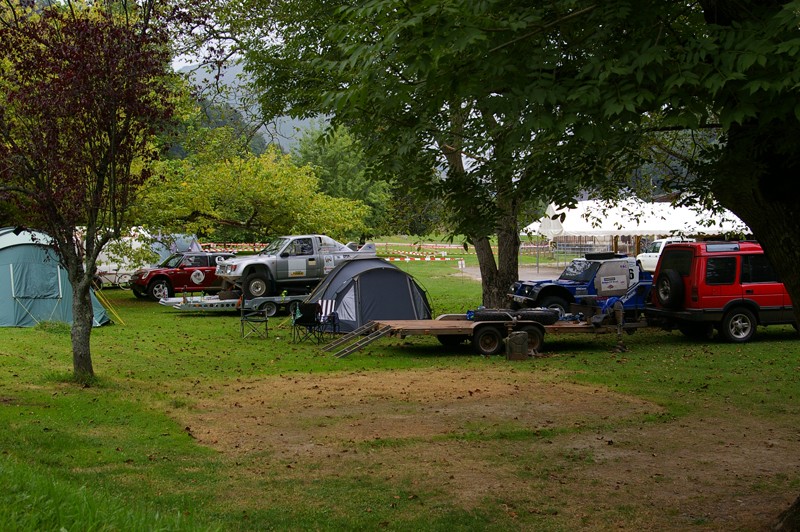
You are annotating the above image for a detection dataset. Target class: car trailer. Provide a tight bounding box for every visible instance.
[159,294,307,316]
[323,308,648,358]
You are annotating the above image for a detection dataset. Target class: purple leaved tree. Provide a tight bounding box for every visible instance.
[0,1,178,381]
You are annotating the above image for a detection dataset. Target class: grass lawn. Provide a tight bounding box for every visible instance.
[1,256,799,531]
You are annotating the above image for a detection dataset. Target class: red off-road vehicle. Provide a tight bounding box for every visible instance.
[645,241,795,342]
[131,251,235,301]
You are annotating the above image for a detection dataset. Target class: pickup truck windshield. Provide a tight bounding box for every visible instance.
[260,238,289,255]
[559,260,600,282]
[642,241,662,253]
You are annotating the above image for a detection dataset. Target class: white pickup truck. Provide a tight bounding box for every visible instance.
[216,234,376,299]
[636,237,694,272]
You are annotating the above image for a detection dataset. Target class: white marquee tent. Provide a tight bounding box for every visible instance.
[523,200,750,238]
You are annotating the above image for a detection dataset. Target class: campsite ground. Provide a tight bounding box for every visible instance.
[174,364,800,530]
[3,257,800,530]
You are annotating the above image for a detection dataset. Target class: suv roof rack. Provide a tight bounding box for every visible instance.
[705,243,740,252]
[584,252,626,260]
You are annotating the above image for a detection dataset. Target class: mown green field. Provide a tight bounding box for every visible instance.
[1,257,799,531]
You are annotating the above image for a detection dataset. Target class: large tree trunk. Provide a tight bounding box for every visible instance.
[715,125,800,530]
[699,4,800,528]
[713,119,800,532]
[472,196,521,308]
[712,119,800,328]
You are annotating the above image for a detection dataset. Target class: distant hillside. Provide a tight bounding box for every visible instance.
[179,61,313,153]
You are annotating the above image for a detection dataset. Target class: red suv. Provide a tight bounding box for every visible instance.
[646,241,795,342]
[131,252,235,301]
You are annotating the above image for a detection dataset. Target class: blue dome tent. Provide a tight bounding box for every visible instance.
[0,227,110,327]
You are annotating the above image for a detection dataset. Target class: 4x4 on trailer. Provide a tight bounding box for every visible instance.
[130,251,235,301]
[216,235,376,299]
[508,253,652,318]
[646,241,796,342]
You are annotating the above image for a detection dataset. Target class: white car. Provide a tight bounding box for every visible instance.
[636,237,695,272]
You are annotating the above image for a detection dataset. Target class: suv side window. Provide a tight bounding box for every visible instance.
[705,257,736,285]
[741,254,779,283]
[660,249,693,275]
[184,255,207,267]
[287,238,314,256]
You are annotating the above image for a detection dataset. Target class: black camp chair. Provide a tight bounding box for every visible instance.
[292,300,339,343]
[292,302,322,343]
[317,300,339,341]
[240,299,269,339]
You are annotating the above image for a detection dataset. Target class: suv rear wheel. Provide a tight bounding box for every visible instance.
[720,307,756,343]
[655,269,684,309]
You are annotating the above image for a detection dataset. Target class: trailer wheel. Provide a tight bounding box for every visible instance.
[473,326,505,356]
[288,300,301,316]
[516,325,544,353]
[259,301,278,317]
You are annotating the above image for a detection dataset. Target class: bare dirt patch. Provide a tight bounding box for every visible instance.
[176,368,800,530]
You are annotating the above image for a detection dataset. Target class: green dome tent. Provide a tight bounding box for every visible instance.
[0,227,110,327]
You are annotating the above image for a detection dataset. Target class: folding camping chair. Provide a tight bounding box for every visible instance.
[240,299,269,339]
[292,302,322,343]
[317,299,339,341]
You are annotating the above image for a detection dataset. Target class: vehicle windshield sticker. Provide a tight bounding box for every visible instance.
[190,270,205,284]
[288,258,307,277]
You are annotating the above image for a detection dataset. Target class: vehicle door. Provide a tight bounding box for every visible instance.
[177,254,214,290]
[740,253,788,323]
[699,255,739,312]
[276,237,320,281]
[316,235,350,274]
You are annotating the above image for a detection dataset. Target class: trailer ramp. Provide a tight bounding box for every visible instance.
[324,322,394,358]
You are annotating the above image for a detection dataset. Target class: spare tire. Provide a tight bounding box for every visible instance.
[655,269,684,309]
[472,308,559,325]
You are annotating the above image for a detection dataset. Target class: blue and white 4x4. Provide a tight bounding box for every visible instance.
[508,253,653,317]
